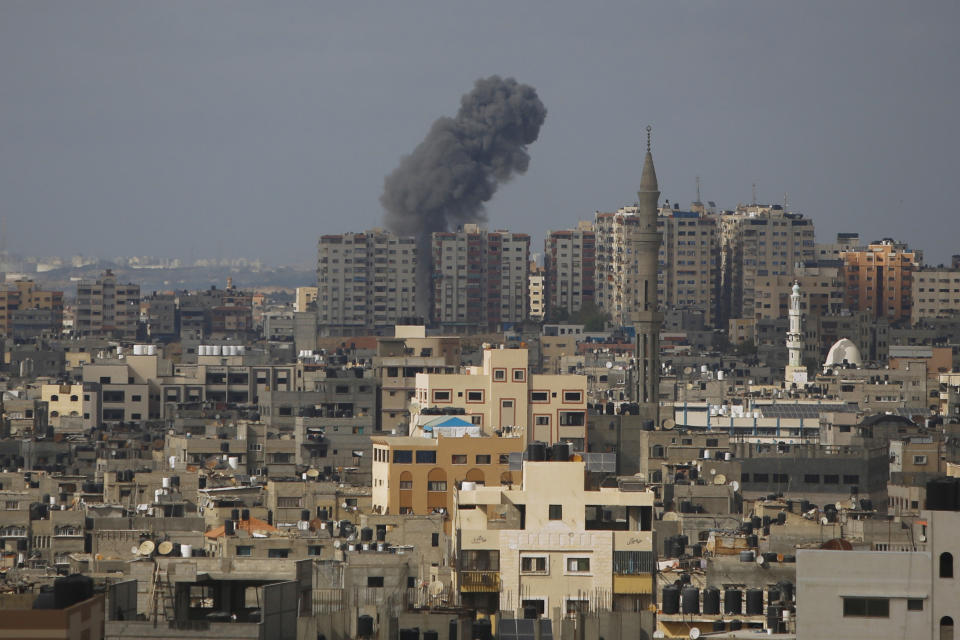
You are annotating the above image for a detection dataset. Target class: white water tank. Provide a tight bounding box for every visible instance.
[147,345,157,355]
[228,457,239,470]
[180,544,192,558]
[162,477,171,489]
[461,481,476,491]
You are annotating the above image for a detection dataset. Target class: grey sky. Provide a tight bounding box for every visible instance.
[2,1,958,265]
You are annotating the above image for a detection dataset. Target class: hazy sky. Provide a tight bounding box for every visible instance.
[2,1,958,266]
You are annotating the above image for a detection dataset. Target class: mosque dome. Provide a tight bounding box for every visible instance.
[824,338,862,369]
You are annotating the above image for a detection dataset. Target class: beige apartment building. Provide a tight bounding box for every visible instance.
[432,226,531,330]
[528,267,546,321]
[753,265,846,321]
[718,204,816,323]
[316,229,417,334]
[295,286,318,312]
[74,269,140,337]
[594,206,647,327]
[40,383,99,431]
[912,267,960,324]
[411,346,588,448]
[656,206,719,326]
[544,223,595,318]
[370,431,523,519]
[0,279,63,337]
[455,459,656,617]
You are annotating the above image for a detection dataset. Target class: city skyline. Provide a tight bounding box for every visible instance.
[1,2,958,264]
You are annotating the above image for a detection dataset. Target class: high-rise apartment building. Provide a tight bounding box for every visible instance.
[841,240,919,323]
[753,265,846,321]
[656,206,719,326]
[316,229,417,335]
[74,270,140,338]
[718,204,816,322]
[528,265,545,321]
[912,267,960,325]
[432,226,530,331]
[0,279,63,338]
[594,207,644,327]
[544,222,595,318]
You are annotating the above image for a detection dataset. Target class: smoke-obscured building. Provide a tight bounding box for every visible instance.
[431,226,530,331]
[74,269,140,338]
[544,223,595,319]
[316,229,417,335]
[718,204,816,323]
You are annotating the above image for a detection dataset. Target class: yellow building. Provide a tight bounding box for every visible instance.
[295,286,318,312]
[412,346,588,448]
[455,458,656,617]
[371,430,523,522]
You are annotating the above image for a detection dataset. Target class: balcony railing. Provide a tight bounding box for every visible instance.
[459,571,500,593]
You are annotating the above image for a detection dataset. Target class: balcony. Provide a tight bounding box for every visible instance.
[459,571,500,593]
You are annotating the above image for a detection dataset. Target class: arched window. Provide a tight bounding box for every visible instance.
[500,471,513,486]
[941,552,954,578]
[941,616,954,640]
[465,469,485,486]
[651,470,663,483]
[427,468,447,492]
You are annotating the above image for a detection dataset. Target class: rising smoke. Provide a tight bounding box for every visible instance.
[381,75,547,318]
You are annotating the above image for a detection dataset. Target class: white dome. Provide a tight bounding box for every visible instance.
[824,338,862,369]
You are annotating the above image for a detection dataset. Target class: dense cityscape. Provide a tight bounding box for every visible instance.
[3,4,959,640]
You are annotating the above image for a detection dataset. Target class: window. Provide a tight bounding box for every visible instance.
[268,549,289,558]
[513,369,526,382]
[521,599,546,617]
[535,416,550,426]
[467,390,483,402]
[549,504,562,520]
[843,474,860,485]
[399,479,413,490]
[753,473,769,483]
[843,597,889,618]
[416,450,437,464]
[428,481,447,492]
[941,552,954,578]
[308,545,323,556]
[907,599,924,611]
[50,395,59,402]
[559,411,585,426]
[803,474,820,484]
[531,391,548,402]
[563,391,582,403]
[493,369,506,381]
[236,546,252,556]
[367,576,384,588]
[452,454,467,464]
[433,390,451,402]
[431,533,439,547]
[706,438,719,447]
[913,455,928,465]
[476,455,491,465]
[521,556,548,574]
[824,474,839,484]
[131,395,142,402]
[565,557,590,573]
[566,599,590,617]
[393,450,413,464]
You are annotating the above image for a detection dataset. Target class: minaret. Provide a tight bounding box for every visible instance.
[785,281,808,386]
[633,126,662,415]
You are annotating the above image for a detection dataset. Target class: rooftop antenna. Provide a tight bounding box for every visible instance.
[784,192,789,210]
[695,176,702,204]
[646,125,652,152]
[752,183,758,205]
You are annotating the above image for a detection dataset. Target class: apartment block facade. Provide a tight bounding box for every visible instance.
[0,279,64,338]
[718,205,816,323]
[911,267,960,325]
[317,229,417,334]
[753,265,846,321]
[656,207,719,326]
[841,240,919,323]
[544,223,596,318]
[74,270,140,338]
[432,226,530,330]
[594,207,647,327]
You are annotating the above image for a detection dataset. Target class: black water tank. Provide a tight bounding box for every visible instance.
[376,527,386,542]
[762,525,770,536]
[400,629,420,640]
[267,510,273,525]
[523,604,539,619]
[448,619,458,640]
[763,552,779,563]
[782,554,796,563]
[800,499,811,512]
[241,509,250,521]
[301,509,311,521]
[231,508,240,521]
[471,619,492,640]
[527,442,547,461]
[776,511,786,525]
[677,534,688,552]
[745,588,764,615]
[747,534,758,548]
[768,586,781,604]
[357,615,374,637]
[33,586,56,610]
[703,587,721,614]
[661,585,680,614]
[423,631,438,640]
[225,520,235,535]
[779,581,794,602]
[762,515,771,527]
[742,522,754,535]
[690,543,702,558]
[724,588,742,614]
[53,574,93,609]
[680,586,699,614]
[712,621,725,632]
[318,508,329,520]
[729,619,743,631]
[751,515,761,529]
[361,527,374,542]
[550,442,571,462]
[767,604,782,628]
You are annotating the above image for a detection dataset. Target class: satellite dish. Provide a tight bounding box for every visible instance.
[690,627,701,639]
[821,517,830,526]
[306,468,320,478]
[158,541,174,556]
[130,546,141,556]
[710,468,717,475]
[663,418,676,430]
[713,474,727,486]
[729,480,740,492]
[683,367,692,375]
[605,361,613,369]
[139,540,155,556]
[756,555,766,566]
[850,499,858,509]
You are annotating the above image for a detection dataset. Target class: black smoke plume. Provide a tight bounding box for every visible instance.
[381,75,547,319]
